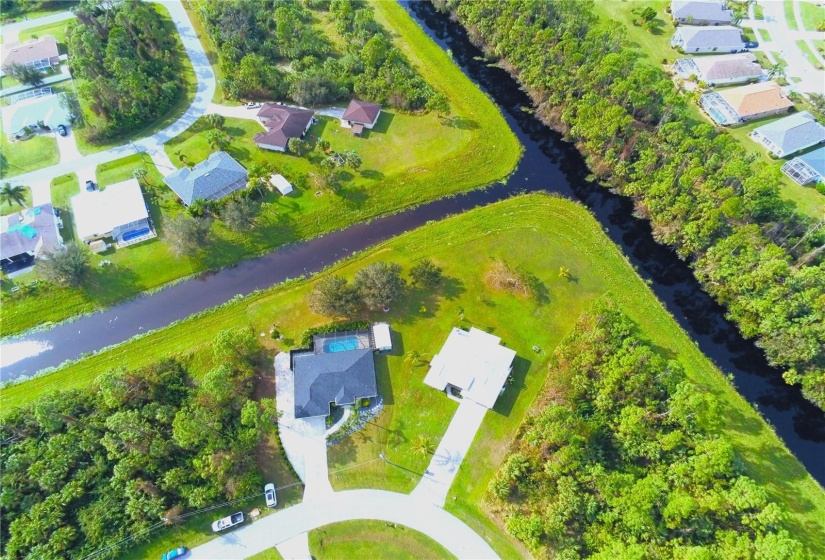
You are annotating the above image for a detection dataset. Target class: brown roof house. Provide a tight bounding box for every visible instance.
[699,81,793,126]
[0,35,60,76]
[340,99,382,136]
[253,104,314,153]
[673,53,762,86]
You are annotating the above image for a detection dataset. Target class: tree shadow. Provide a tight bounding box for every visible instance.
[225,125,246,137]
[442,275,466,301]
[337,184,368,209]
[83,262,142,306]
[328,434,357,464]
[360,169,384,181]
[443,117,480,130]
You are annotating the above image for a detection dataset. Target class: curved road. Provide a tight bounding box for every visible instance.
[2,0,215,186]
[189,490,498,560]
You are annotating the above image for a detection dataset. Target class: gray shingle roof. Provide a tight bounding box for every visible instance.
[292,348,377,419]
[799,146,825,177]
[0,203,60,260]
[752,112,825,156]
[163,151,247,206]
[674,26,743,51]
[671,0,733,24]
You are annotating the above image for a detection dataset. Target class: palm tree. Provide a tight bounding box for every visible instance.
[412,435,435,457]
[404,350,429,367]
[174,150,188,165]
[558,266,572,279]
[206,130,229,151]
[767,62,786,80]
[0,183,29,209]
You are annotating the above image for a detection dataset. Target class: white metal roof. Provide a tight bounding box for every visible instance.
[71,179,148,241]
[371,322,392,351]
[422,327,516,409]
[269,174,293,195]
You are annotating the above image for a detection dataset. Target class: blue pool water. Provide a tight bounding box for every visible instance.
[707,108,728,125]
[323,337,360,353]
[122,228,150,241]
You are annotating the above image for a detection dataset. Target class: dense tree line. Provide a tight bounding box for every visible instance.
[438,0,825,409]
[200,0,434,109]
[489,301,807,559]
[68,0,185,141]
[0,329,275,560]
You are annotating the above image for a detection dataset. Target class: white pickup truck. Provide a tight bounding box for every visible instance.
[211,511,244,532]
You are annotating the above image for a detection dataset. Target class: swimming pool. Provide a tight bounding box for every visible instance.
[707,107,729,125]
[323,337,360,353]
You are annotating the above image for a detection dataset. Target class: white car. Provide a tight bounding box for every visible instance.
[264,483,277,507]
[211,511,244,532]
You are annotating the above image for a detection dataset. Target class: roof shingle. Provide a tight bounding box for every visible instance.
[163,151,247,206]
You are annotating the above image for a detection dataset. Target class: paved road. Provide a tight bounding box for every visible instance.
[190,490,499,560]
[3,0,215,186]
[744,1,825,96]
[0,10,74,43]
[0,66,72,98]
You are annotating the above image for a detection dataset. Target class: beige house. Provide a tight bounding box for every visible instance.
[673,53,762,86]
[700,81,793,126]
[0,35,60,75]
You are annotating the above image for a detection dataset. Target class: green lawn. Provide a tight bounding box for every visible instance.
[72,3,197,156]
[5,195,823,558]
[799,0,824,31]
[0,185,33,215]
[797,39,823,69]
[758,27,772,42]
[816,39,825,56]
[592,0,674,66]
[17,20,72,51]
[0,117,60,179]
[308,520,456,560]
[0,0,520,337]
[785,0,799,30]
[247,549,285,560]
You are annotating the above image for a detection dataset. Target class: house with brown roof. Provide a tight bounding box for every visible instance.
[253,104,315,152]
[674,53,762,86]
[340,99,382,136]
[0,36,60,75]
[699,81,793,126]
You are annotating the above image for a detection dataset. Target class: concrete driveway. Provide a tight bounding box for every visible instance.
[274,353,333,501]
[55,127,82,164]
[410,399,488,507]
[189,489,499,560]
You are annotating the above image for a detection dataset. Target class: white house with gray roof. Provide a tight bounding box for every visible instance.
[670,0,733,25]
[674,53,762,85]
[163,151,248,206]
[671,26,744,54]
[749,112,825,158]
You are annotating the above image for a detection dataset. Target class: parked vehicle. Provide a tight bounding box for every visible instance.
[246,102,262,109]
[211,512,244,532]
[264,483,277,507]
[85,180,96,192]
[161,546,187,560]
[744,41,759,49]
[57,124,68,136]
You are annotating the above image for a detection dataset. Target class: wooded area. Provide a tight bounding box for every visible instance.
[439,0,825,409]
[68,0,185,141]
[489,301,807,558]
[200,0,434,109]
[0,329,275,560]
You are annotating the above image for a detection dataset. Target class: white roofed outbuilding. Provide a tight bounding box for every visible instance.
[422,327,516,410]
[371,322,392,352]
[269,174,294,195]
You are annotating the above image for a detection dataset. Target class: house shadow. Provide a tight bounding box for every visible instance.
[374,349,395,406]
[492,355,532,418]
[369,111,395,134]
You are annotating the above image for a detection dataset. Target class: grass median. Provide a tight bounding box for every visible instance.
[4,194,823,558]
[308,520,456,560]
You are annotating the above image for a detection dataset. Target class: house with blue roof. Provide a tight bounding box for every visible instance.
[782,146,825,186]
[162,151,248,206]
[750,112,825,158]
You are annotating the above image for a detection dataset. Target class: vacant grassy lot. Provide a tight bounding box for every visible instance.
[4,195,823,558]
[308,520,455,560]
[72,3,197,156]
[18,19,71,49]
[0,124,60,179]
[592,0,674,66]
[797,39,823,69]
[0,0,520,337]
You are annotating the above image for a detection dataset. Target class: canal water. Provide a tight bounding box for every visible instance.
[1,1,822,483]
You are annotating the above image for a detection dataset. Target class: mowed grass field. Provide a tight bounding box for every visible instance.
[4,195,823,558]
[0,0,520,337]
[307,520,456,560]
